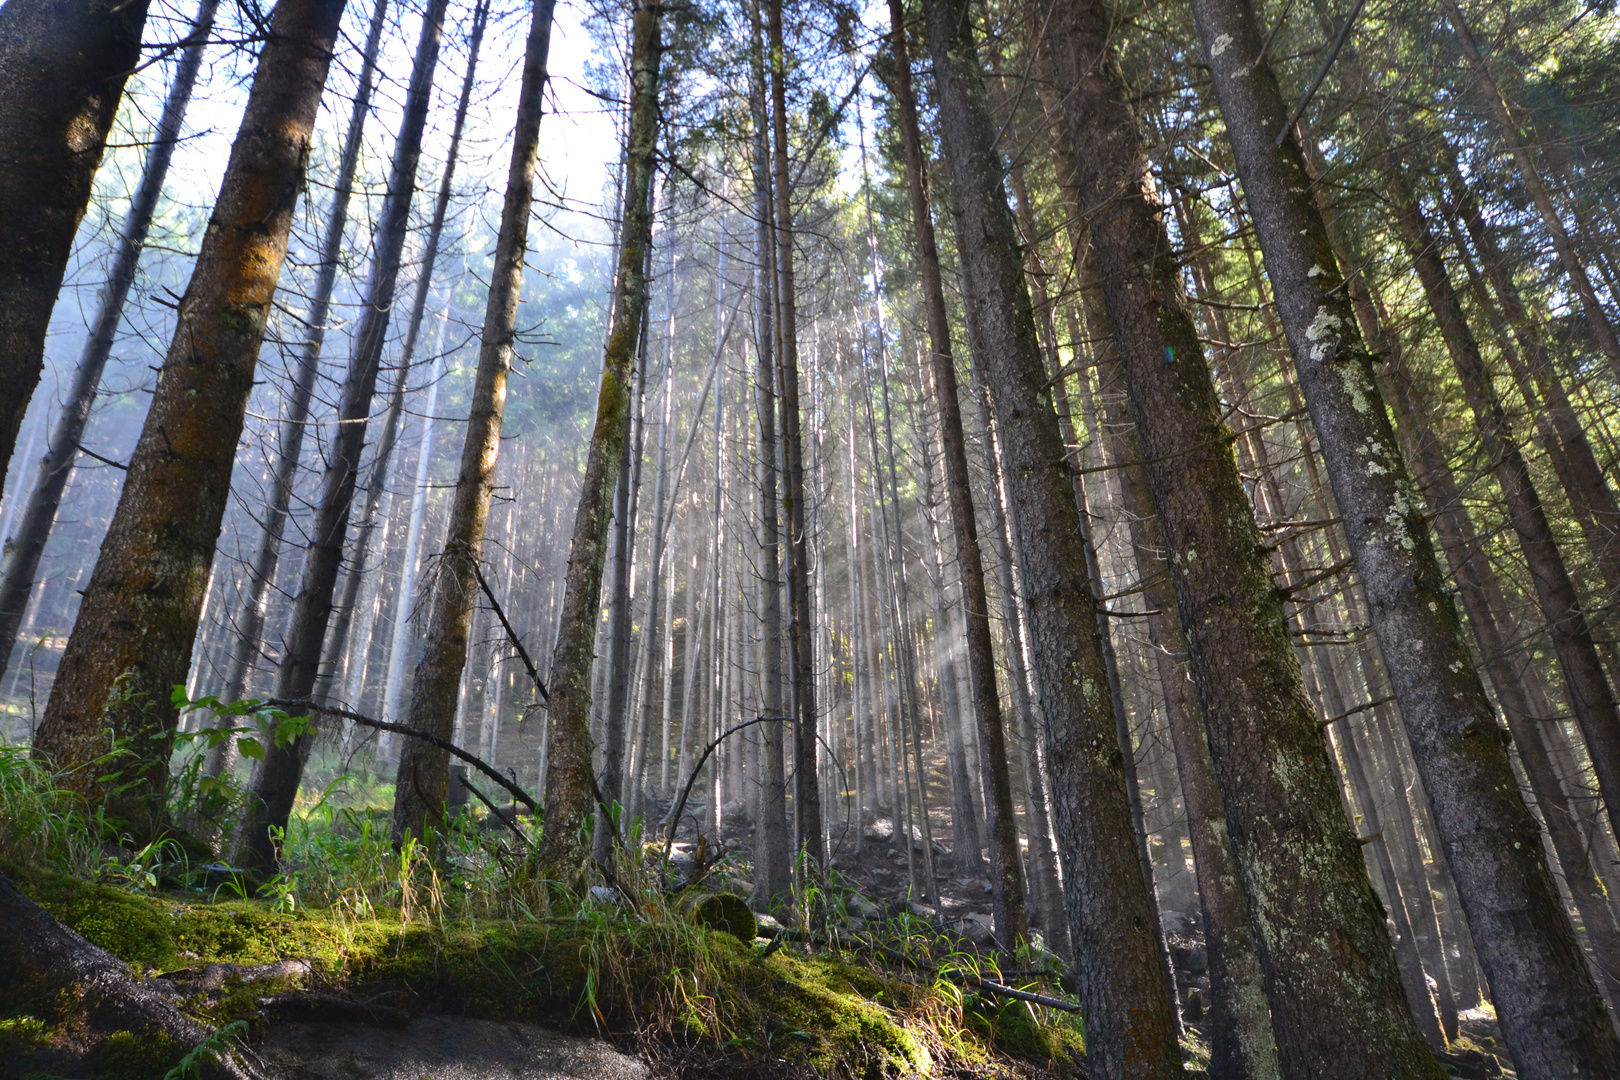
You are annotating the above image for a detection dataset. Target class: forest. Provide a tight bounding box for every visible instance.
[0,0,1618,1075]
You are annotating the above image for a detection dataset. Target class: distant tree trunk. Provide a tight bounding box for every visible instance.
[0,0,219,690]
[593,365,644,864]
[384,0,555,845]
[920,0,1183,1071]
[1440,0,1620,384]
[884,0,1025,942]
[1441,158,1620,620]
[229,0,450,875]
[541,0,663,875]
[316,8,491,707]
[763,0,822,872]
[204,0,390,781]
[31,0,348,841]
[1188,0,1620,1074]
[1372,132,1620,852]
[0,0,151,496]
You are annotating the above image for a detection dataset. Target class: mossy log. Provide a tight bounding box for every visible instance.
[0,869,248,1079]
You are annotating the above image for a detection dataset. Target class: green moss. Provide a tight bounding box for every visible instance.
[10,863,1088,1078]
[96,1028,185,1080]
[685,892,757,941]
[965,991,1086,1073]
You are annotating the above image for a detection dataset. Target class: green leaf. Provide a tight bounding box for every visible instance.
[237,737,264,761]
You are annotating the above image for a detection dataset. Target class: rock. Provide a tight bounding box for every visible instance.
[755,912,784,935]
[870,867,895,883]
[688,893,758,941]
[845,893,882,920]
[955,913,994,946]
[259,1016,648,1079]
[588,885,623,907]
[907,902,938,921]
[721,800,748,824]
[863,818,895,841]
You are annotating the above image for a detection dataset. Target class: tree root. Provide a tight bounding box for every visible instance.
[0,869,253,1079]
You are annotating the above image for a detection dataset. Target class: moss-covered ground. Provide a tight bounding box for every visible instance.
[1,859,1088,1078]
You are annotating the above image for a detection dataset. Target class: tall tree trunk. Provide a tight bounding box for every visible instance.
[883,0,1025,941]
[921,0,1183,1070]
[1440,0,1620,384]
[313,0,487,726]
[389,0,556,845]
[206,0,390,778]
[1188,0,1620,1074]
[541,0,663,874]
[1372,131,1620,851]
[1082,245,1281,1078]
[0,0,220,688]
[0,0,151,494]
[1441,158,1620,618]
[745,1,792,910]
[763,0,822,870]
[31,0,348,840]
[229,0,450,874]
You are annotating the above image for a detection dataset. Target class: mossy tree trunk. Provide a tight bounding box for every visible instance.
[1189,0,1620,1073]
[542,0,664,875]
[0,0,218,690]
[31,0,348,841]
[0,0,151,500]
[919,0,1184,1070]
[204,0,390,782]
[389,0,556,846]
[230,0,450,875]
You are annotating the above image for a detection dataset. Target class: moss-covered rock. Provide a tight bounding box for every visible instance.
[686,892,757,941]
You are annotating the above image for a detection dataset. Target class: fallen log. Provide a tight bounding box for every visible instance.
[0,869,252,1078]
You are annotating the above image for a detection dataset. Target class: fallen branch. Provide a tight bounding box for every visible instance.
[756,922,1081,1013]
[264,699,537,813]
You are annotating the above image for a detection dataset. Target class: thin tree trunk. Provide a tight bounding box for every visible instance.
[311,0,488,725]
[0,0,220,688]
[1371,131,1620,853]
[0,0,151,493]
[921,0,1182,1069]
[206,0,390,777]
[541,0,663,874]
[230,0,449,874]
[1441,0,1620,384]
[31,0,348,840]
[883,0,1025,941]
[763,0,822,871]
[390,0,556,846]
[1188,0,1620,1073]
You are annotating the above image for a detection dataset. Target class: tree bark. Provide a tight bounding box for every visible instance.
[390,0,556,846]
[0,871,247,1079]
[541,0,663,874]
[205,0,390,780]
[921,0,1183,1070]
[763,0,823,871]
[0,0,220,689]
[0,0,151,496]
[229,0,450,874]
[315,0,488,721]
[882,0,1026,943]
[31,0,348,841]
[1188,0,1620,1073]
